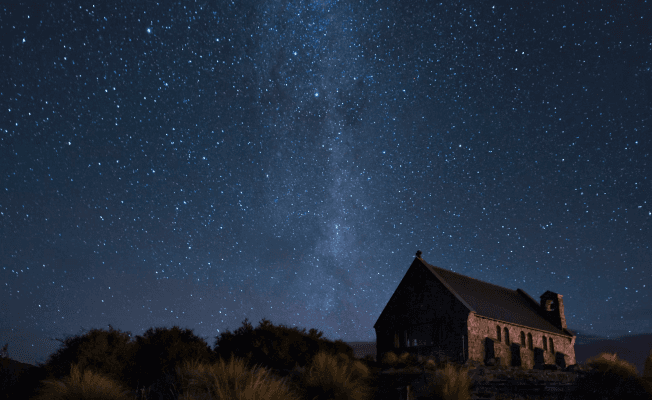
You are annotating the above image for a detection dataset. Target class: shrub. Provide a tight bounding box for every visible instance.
[33,325,136,390]
[210,317,355,377]
[120,325,215,393]
[571,352,650,400]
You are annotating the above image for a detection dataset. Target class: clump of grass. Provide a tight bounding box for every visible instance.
[289,350,374,400]
[380,351,399,368]
[30,355,305,400]
[375,352,474,400]
[172,355,304,400]
[570,351,651,400]
[30,363,136,400]
[409,362,474,400]
[379,351,422,371]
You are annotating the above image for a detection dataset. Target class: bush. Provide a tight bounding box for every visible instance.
[120,325,215,393]
[571,352,650,400]
[33,325,136,390]
[210,317,355,377]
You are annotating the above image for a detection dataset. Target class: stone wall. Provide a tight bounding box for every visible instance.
[466,313,576,368]
[376,260,470,364]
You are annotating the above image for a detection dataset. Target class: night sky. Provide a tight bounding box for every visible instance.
[1,1,650,367]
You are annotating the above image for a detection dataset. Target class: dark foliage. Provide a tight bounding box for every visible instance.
[357,354,385,379]
[571,369,652,400]
[0,358,52,400]
[33,325,136,390]
[120,325,215,393]
[211,317,355,377]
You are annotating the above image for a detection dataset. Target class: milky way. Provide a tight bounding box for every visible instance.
[1,1,650,366]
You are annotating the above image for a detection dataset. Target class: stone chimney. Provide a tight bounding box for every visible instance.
[539,291,568,330]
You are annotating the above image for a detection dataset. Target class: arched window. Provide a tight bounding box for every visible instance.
[520,331,526,346]
[527,333,533,350]
[496,325,501,342]
[504,327,510,345]
[549,337,554,354]
[413,338,418,347]
[542,335,548,351]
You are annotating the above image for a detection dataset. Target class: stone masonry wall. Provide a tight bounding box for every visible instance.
[466,313,576,368]
[376,260,471,364]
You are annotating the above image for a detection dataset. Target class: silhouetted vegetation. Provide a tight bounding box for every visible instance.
[2,319,651,399]
[211,317,355,377]
[32,325,136,390]
[119,325,215,394]
[570,351,651,400]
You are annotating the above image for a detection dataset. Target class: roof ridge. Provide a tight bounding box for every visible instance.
[421,259,519,294]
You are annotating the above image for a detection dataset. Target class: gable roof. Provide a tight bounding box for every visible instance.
[376,257,575,337]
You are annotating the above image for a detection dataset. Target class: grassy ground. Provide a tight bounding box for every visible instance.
[10,348,652,400]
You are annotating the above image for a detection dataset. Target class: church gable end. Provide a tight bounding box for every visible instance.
[374,253,472,364]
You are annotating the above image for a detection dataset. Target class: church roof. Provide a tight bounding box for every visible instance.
[375,256,575,337]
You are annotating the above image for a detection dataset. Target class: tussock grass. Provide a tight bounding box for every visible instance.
[570,351,652,400]
[23,347,652,400]
[377,351,473,400]
[30,363,137,400]
[29,351,375,400]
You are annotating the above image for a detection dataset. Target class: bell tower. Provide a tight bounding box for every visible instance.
[539,291,568,330]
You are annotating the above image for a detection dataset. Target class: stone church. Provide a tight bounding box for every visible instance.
[374,251,576,369]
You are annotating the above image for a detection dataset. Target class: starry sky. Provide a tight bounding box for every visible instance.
[1,0,650,367]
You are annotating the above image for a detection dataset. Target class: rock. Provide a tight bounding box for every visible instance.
[563,364,595,374]
[564,364,581,373]
[533,364,561,371]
